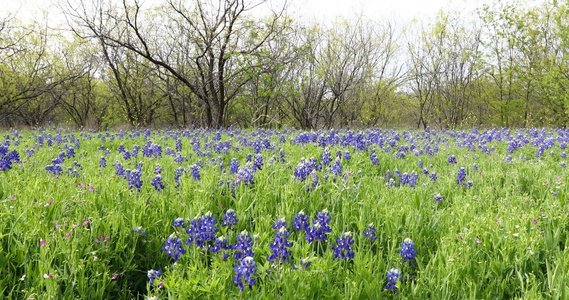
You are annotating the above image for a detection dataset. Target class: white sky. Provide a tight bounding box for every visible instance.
[3,0,496,25]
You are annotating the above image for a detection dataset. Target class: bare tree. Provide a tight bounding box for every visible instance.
[64,0,288,128]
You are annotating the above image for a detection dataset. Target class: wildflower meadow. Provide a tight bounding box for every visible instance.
[1,127,569,299]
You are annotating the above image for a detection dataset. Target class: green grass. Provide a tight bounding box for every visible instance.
[1,128,569,299]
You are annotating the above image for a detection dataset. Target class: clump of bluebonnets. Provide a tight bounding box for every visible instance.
[306,209,332,242]
[292,210,310,232]
[399,238,417,266]
[386,268,401,291]
[233,256,257,292]
[363,223,377,241]
[151,175,164,192]
[434,194,443,202]
[222,209,239,231]
[267,221,293,263]
[162,233,186,261]
[147,269,162,285]
[333,232,355,261]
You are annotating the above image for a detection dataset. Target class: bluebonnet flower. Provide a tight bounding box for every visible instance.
[465,180,473,187]
[385,268,401,290]
[343,151,351,160]
[174,167,185,187]
[330,157,343,178]
[562,162,566,168]
[190,163,201,181]
[434,194,443,202]
[67,147,75,158]
[114,161,125,177]
[386,178,396,188]
[267,226,293,263]
[142,143,152,157]
[321,147,332,166]
[127,169,143,192]
[154,164,162,174]
[134,226,146,235]
[151,175,164,192]
[233,256,257,291]
[195,211,219,247]
[45,164,63,175]
[394,151,405,159]
[448,155,457,164]
[234,230,254,260]
[279,148,286,162]
[293,257,312,270]
[430,172,437,182]
[292,210,310,232]
[333,232,355,261]
[151,144,162,158]
[1,149,20,171]
[272,218,287,230]
[123,151,131,160]
[147,269,162,285]
[147,296,159,300]
[310,170,319,190]
[253,154,263,172]
[131,145,140,157]
[306,209,332,242]
[118,145,125,153]
[99,156,107,168]
[172,217,186,228]
[294,158,309,182]
[236,163,254,186]
[363,223,377,241]
[176,139,182,152]
[222,209,239,231]
[210,236,230,253]
[562,152,567,159]
[421,168,429,175]
[457,167,466,185]
[230,158,239,174]
[246,154,252,162]
[473,163,478,170]
[418,160,423,168]
[370,150,380,165]
[161,233,186,261]
[399,238,417,266]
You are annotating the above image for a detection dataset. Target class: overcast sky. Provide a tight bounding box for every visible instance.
[3,0,495,25]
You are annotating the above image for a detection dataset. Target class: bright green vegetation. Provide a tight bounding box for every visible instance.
[1,128,569,299]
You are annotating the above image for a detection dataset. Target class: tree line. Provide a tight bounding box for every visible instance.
[1,0,569,129]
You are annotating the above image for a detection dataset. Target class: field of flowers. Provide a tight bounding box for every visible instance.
[1,127,569,299]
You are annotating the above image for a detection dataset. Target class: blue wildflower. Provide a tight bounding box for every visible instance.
[448,155,457,164]
[386,268,401,290]
[147,269,162,285]
[434,194,443,202]
[134,226,146,235]
[161,233,186,261]
[333,232,355,261]
[222,209,239,231]
[363,223,377,241]
[151,174,164,192]
[306,209,332,242]
[99,156,106,168]
[267,226,293,263]
[233,256,257,291]
[291,210,310,232]
[321,147,332,166]
[233,230,254,260]
[399,238,417,266]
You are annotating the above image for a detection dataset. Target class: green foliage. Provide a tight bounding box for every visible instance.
[2,128,569,299]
